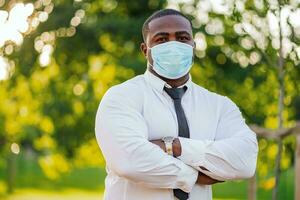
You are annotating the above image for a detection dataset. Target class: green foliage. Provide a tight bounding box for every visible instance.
[0,0,299,195]
[172,0,300,189]
[0,0,166,180]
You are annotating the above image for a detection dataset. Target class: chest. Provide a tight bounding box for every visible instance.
[142,89,218,141]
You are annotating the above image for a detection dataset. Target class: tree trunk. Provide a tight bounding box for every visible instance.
[6,152,17,194]
[272,2,285,199]
[248,174,256,200]
[295,134,300,200]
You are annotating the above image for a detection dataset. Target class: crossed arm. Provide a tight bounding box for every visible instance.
[151,97,258,182]
[150,138,223,185]
[95,87,258,192]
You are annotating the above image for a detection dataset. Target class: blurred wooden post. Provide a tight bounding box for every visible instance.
[7,152,17,193]
[248,173,256,200]
[273,138,283,200]
[295,134,300,200]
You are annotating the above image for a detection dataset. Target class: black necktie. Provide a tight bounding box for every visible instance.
[164,86,190,200]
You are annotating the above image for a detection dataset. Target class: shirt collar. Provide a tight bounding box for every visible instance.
[144,70,192,93]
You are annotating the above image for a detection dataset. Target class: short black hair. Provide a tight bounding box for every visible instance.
[142,9,192,42]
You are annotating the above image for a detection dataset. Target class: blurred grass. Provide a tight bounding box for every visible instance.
[213,167,295,200]
[0,155,106,191]
[3,189,102,200]
[0,155,295,200]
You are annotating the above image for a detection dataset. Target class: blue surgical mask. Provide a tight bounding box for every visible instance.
[149,41,193,79]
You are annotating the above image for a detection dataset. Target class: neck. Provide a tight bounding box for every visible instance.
[148,68,189,88]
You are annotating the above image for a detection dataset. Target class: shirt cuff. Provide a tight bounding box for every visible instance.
[175,160,198,193]
[177,137,210,168]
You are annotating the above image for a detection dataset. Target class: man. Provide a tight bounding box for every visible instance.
[95,9,258,200]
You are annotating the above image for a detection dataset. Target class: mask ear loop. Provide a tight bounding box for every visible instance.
[147,62,153,70]
[146,45,154,69]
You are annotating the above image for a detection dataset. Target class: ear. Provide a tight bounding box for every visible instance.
[140,42,147,57]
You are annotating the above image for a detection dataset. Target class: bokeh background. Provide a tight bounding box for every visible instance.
[1,0,300,199]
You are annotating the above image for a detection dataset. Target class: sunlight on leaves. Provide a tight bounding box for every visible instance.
[38,154,70,180]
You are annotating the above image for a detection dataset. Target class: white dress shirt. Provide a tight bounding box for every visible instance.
[95,70,258,200]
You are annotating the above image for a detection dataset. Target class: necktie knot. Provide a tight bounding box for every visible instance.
[164,86,187,100]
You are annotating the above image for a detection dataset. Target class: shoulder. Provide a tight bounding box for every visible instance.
[191,83,240,112]
[104,75,145,98]
[100,75,146,109]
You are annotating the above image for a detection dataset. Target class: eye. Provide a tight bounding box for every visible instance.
[178,36,189,41]
[156,37,167,43]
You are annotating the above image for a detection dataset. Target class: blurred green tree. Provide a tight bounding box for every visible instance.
[0,0,165,192]
[168,0,300,198]
[1,0,299,198]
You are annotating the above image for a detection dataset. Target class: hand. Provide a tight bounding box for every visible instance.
[150,139,166,152]
[196,172,224,185]
[150,138,182,157]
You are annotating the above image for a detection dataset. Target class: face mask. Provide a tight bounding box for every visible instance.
[149,41,193,79]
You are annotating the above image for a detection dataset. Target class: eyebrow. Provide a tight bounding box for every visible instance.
[152,31,192,39]
[153,32,169,38]
[175,31,191,37]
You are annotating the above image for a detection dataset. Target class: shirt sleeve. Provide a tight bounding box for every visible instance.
[177,96,258,181]
[95,86,198,192]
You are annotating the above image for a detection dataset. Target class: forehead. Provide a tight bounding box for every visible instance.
[148,15,192,37]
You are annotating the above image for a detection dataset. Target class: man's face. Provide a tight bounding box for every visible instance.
[141,15,195,65]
